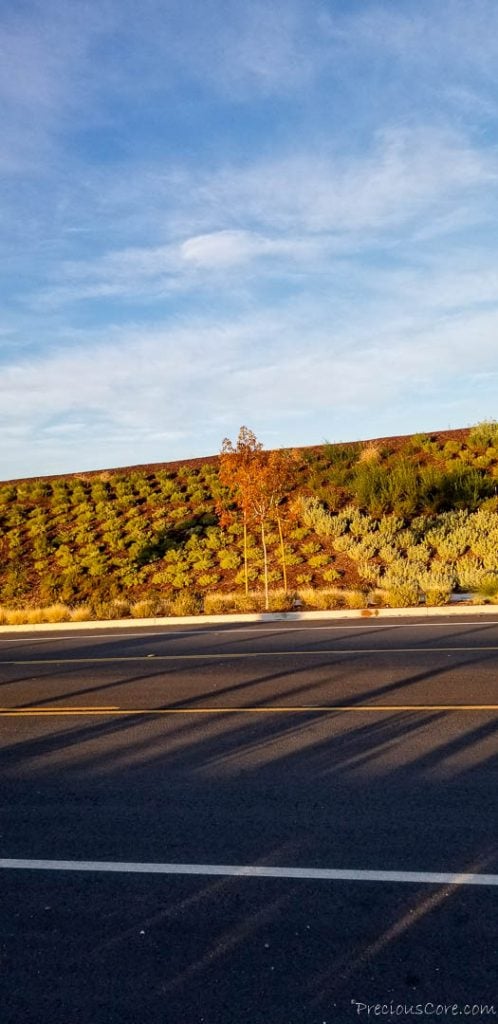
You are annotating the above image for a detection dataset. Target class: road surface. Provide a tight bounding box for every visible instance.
[0,616,497,1023]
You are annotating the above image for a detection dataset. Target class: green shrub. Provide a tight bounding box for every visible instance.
[443,440,461,458]
[266,569,283,584]
[188,549,215,572]
[383,585,420,608]
[356,560,381,584]
[296,572,313,585]
[380,563,420,607]
[477,575,498,601]
[298,497,344,540]
[204,527,225,551]
[289,525,312,541]
[308,553,328,568]
[406,432,430,452]
[434,467,491,510]
[424,589,451,606]
[0,486,16,504]
[322,567,341,583]
[352,462,390,514]
[468,421,498,451]
[323,441,360,467]
[267,589,296,612]
[196,572,221,588]
[300,540,322,556]
[353,458,420,516]
[234,566,259,585]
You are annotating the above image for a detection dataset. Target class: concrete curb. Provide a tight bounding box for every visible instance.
[0,603,497,634]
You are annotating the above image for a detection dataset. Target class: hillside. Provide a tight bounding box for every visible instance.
[1,423,498,622]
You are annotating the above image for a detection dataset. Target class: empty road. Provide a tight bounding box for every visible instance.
[1,616,498,1023]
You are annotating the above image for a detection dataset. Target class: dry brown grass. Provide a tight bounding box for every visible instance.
[0,603,72,625]
[204,589,296,614]
[130,598,167,619]
[41,603,72,623]
[169,592,201,616]
[297,587,344,610]
[203,592,239,615]
[358,443,382,463]
[3,608,34,625]
[70,605,93,621]
[344,590,368,609]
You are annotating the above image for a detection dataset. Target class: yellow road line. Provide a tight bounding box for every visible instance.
[2,704,498,716]
[3,645,498,666]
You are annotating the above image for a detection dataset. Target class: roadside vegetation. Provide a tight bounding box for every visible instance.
[1,422,498,621]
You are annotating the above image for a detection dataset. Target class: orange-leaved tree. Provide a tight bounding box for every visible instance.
[218,427,263,596]
[218,427,297,608]
[263,448,298,593]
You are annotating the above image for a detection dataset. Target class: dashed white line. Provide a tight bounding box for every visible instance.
[1,858,498,886]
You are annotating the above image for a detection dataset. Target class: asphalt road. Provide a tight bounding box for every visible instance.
[1,616,498,1024]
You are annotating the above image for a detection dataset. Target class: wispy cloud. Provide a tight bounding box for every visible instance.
[2,0,498,475]
[72,125,496,246]
[180,230,318,268]
[25,125,498,313]
[3,287,498,476]
[195,128,495,234]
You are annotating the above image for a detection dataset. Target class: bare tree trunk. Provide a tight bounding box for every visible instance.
[261,519,269,610]
[243,513,248,595]
[276,513,287,592]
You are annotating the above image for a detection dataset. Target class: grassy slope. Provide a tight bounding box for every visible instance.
[1,425,498,615]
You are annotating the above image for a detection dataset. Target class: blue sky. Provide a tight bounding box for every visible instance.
[2,0,498,477]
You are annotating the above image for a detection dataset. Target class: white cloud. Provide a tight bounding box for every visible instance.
[180,230,318,269]
[3,1,498,477]
[2,289,498,477]
[78,126,492,245]
[32,226,327,307]
[195,128,495,235]
[181,231,268,268]
[25,124,498,312]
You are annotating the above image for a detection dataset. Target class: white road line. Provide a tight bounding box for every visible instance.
[1,858,498,886]
[0,630,209,644]
[0,622,496,643]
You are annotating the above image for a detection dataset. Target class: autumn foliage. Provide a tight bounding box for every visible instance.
[219,427,298,607]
